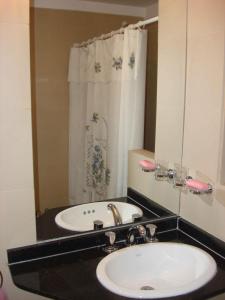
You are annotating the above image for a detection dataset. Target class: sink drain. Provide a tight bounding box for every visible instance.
[140,286,154,291]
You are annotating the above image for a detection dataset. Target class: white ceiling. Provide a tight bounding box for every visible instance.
[80,0,157,8]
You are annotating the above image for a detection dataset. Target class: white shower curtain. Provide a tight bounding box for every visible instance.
[68,29,147,204]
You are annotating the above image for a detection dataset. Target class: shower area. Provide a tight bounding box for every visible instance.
[30,5,158,214]
[69,25,149,204]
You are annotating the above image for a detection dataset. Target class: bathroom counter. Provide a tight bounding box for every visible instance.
[36,188,175,241]
[8,218,225,300]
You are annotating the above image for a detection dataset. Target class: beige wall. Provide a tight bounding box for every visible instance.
[129,0,225,243]
[128,150,180,214]
[180,0,225,242]
[31,8,140,213]
[0,1,224,298]
[155,0,187,165]
[128,0,188,215]
[0,1,49,299]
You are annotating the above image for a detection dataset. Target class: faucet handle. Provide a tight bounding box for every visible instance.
[126,225,147,246]
[103,231,118,253]
[93,220,103,230]
[146,224,158,242]
[105,231,116,245]
[137,225,146,238]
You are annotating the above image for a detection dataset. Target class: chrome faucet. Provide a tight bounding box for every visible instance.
[127,225,147,245]
[107,203,122,226]
[146,224,158,242]
[127,224,158,245]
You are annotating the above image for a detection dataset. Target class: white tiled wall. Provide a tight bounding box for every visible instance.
[0,1,49,299]
[129,0,225,244]
[155,0,187,164]
[128,0,188,216]
[128,150,180,214]
[0,0,29,24]
[182,0,225,181]
[180,0,225,242]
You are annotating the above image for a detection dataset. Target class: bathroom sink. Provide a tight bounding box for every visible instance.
[55,201,143,232]
[96,242,217,299]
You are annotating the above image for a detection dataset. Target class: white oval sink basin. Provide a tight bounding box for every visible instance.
[55,201,143,232]
[96,242,217,299]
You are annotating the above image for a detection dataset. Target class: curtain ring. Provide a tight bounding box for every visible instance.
[137,21,142,31]
[0,270,3,288]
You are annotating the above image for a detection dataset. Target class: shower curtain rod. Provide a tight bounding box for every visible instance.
[74,16,159,48]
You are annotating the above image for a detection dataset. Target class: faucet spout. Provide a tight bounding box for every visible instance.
[127,225,147,245]
[107,203,122,226]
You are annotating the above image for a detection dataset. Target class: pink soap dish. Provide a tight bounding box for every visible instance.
[139,160,157,172]
[185,178,213,194]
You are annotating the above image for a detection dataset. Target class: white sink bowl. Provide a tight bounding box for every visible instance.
[96,242,217,299]
[55,201,143,232]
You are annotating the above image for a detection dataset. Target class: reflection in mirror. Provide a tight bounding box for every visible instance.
[128,0,188,216]
[30,0,186,241]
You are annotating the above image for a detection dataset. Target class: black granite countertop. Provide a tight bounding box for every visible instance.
[36,196,158,241]
[8,219,225,300]
[36,188,175,241]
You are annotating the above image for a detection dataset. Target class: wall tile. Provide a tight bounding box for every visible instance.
[128,150,180,214]
[0,2,42,299]
[0,0,29,25]
[180,191,225,242]
[0,188,36,248]
[0,22,31,111]
[183,32,224,181]
[0,23,33,190]
[155,0,187,164]
[180,0,225,242]
[188,0,225,38]
[0,108,34,190]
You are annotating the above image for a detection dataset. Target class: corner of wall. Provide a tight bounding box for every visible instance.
[180,0,225,242]
[0,1,42,299]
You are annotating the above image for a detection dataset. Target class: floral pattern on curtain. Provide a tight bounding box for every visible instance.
[68,29,147,204]
[85,112,110,198]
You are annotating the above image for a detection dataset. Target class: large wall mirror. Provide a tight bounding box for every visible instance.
[30,0,187,241]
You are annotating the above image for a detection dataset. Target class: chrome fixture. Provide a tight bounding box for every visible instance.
[103,231,118,253]
[155,165,176,182]
[138,159,213,195]
[107,203,122,226]
[167,169,176,182]
[145,224,158,242]
[154,164,168,180]
[132,213,142,222]
[127,225,147,245]
[139,160,177,184]
[93,220,103,230]
[173,165,187,188]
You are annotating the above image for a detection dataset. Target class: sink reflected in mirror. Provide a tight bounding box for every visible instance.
[36,189,177,240]
[55,201,143,232]
[30,0,188,242]
[96,242,217,299]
